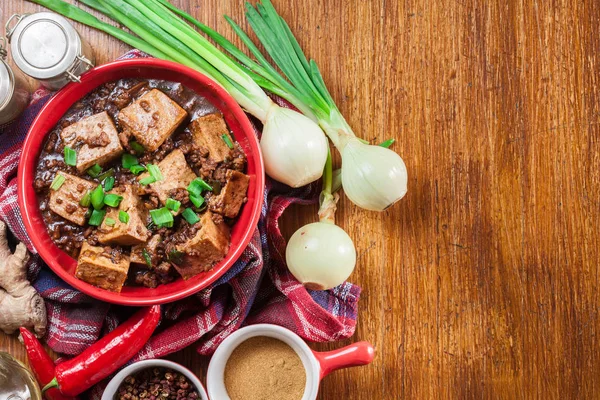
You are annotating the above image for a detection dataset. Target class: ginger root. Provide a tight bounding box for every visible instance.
[0,220,47,337]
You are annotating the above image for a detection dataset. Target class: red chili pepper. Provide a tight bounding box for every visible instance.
[19,327,77,400]
[42,305,161,396]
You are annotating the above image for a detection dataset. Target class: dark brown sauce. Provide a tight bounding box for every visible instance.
[35,78,246,289]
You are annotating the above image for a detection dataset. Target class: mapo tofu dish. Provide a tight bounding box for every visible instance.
[34,79,250,292]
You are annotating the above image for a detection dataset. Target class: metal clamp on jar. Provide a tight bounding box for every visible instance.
[6,12,95,91]
[0,36,30,125]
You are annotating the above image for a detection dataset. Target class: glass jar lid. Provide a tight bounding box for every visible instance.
[7,12,81,80]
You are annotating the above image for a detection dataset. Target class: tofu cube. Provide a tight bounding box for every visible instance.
[209,170,249,218]
[189,113,233,163]
[174,211,230,279]
[75,242,130,292]
[60,111,124,172]
[131,234,162,266]
[138,149,197,206]
[97,185,150,246]
[118,89,187,152]
[49,172,96,226]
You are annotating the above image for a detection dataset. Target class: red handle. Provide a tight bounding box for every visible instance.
[312,341,375,379]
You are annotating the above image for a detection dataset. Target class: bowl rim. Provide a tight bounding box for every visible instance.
[17,58,264,305]
[101,359,209,400]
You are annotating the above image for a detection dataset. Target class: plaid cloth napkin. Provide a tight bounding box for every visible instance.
[0,50,360,373]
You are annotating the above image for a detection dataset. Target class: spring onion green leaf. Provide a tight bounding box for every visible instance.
[167,249,184,265]
[119,210,130,223]
[87,164,102,178]
[187,178,213,197]
[97,168,115,181]
[104,217,116,227]
[104,194,124,208]
[139,176,156,186]
[90,185,105,210]
[142,248,152,267]
[221,134,234,149]
[189,195,205,209]
[181,208,200,224]
[147,164,163,181]
[50,174,66,191]
[122,154,139,169]
[379,139,395,148]
[88,209,106,226]
[150,207,174,228]
[79,191,91,207]
[166,198,181,212]
[130,165,147,175]
[130,141,145,154]
[103,176,115,191]
[64,147,77,166]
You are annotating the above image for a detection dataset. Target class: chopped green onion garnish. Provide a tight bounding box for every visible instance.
[167,249,184,265]
[129,164,147,175]
[90,185,105,210]
[147,164,163,181]
[86,164,102,178]
[122,153,139,169]
[88,209,106,226]
[105,217,116,226]
[130,141,145,154]
[50,174,66,191]
[379,139,395,148]
[149,207,174,228]
[221,134,234,149]
[103,176,115,191]
[119,210,130,223]
[79,191,91,207]
[189,194,204,208]
[104,194,124,208]
[64,146,77,166]
[142,248,152,267]
[187,178,212,197]
[97,168,115,181]
[181,208,200,224]
[166,198,181,212]
[139,176,156,186]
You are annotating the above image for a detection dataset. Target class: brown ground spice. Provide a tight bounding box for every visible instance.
[224,336,306,400]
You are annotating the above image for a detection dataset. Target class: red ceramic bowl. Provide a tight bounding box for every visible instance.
[18,59,264,306]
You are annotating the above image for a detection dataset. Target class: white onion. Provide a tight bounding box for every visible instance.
[286,221,356,290]
[260,105,329,188]
[340,137,408,211]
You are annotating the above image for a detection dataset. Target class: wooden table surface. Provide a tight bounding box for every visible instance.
[2,0,600,398]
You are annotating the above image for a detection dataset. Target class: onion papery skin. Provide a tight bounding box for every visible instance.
[286,222,356,290]
[260,106,328,188]
[341,138,408,211]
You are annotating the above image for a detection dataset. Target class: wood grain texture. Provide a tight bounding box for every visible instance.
[1,0,600,398]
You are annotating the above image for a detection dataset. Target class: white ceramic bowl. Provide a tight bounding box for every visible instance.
[207,324,374,400]
[102,359,208,400]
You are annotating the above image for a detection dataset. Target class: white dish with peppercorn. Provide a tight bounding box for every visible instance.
[101,359,208,400]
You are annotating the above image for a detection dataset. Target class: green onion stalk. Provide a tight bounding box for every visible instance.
[29,0,329,188]
[285,150,356,290]
[190,0,408,211]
